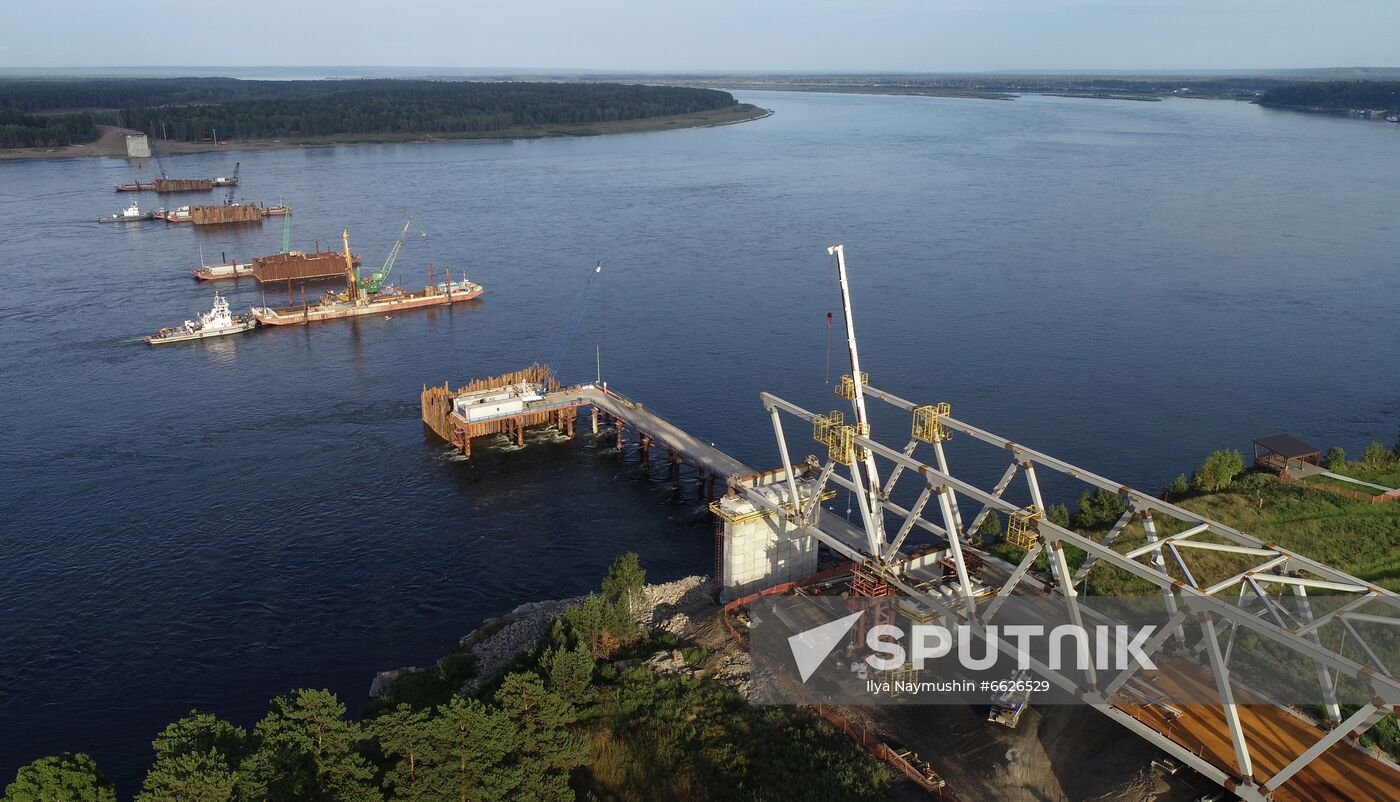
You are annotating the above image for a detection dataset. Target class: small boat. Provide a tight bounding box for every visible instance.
[1388,116,1399,123]
[157,205,193,223]
[98,201,155,223]
[192,260,254,281]
[146,292,258,345]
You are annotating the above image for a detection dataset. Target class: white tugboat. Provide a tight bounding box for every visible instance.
[98,201,155,223]
[146,292,258,345]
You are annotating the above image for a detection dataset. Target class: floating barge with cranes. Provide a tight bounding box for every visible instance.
[115,175,239,193]
[158,203,289,225]
[250,229,481,326]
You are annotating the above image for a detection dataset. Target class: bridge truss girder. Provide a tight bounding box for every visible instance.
[751,384,1399,802]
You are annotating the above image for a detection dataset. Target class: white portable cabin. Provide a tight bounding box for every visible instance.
[452,383,545,423]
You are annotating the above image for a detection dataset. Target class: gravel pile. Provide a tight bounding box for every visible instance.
[457,598,579,694]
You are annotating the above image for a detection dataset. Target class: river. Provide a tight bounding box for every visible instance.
[0,89,1397,793]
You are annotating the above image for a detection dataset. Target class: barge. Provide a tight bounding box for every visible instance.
[192,260,254,281]
[115,174,239,193]
[250,229,481,326]
[157,203,289,225]
[252,278,482,325]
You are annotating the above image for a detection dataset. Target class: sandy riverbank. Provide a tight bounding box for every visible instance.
[0,104,772,161]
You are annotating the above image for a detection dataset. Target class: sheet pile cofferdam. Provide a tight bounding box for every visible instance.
[189,204,262,225]
[252,250,361,283]
[421,365,575,456]
[156,178,215,192]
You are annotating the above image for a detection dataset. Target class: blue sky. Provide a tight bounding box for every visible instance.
[3,0,1397,72]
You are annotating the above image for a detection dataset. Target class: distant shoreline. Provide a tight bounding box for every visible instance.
[0,103,771,161]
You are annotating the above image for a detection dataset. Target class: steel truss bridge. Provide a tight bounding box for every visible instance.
[729,245,1400,802]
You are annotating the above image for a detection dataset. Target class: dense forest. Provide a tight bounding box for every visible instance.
[1258,80,1400,110]
[0,108,98,148]
[0,78,738,145]
[1,555,888,802]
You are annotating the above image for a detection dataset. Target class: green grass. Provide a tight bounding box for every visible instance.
[1334,462,1400,490]
[1047,474,1400,594]
[359,647,477,718]
[1301,473,1386,498]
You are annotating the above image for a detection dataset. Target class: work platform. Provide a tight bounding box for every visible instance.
[422,366,823,598]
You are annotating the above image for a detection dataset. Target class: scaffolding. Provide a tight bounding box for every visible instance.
[813,410,845,447]
[912,402,952,444]
[850,558,899,649]
[835,371,870,400]
[1005,505,1043,550]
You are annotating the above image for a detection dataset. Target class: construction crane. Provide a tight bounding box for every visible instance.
[342,230,362,304]
[280,207,293,254]
[544,259,603,382]
[224,162,240,204]
[358,214,418,295]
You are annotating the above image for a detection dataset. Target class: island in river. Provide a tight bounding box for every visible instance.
[0,78,769,159]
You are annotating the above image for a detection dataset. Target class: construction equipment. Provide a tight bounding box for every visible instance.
[224,162,240,204]
[342,230,361,304]
[280,208,292,255]
[359,215,417,295]
[544,260,604,382]
[1005,505,1042,550]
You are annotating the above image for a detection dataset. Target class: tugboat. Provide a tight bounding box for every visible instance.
[146,292,258,345]
[98,201,155,223]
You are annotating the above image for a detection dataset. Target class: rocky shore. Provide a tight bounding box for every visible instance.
[372,575,721,698]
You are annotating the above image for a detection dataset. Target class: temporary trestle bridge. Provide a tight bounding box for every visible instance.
[422,246,1400,802]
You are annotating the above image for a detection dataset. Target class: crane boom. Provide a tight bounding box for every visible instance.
[225,162,239,204]
[544,260,603,381]
[280,207,292,254]
[343,229,361,303]
[360,215,414,294]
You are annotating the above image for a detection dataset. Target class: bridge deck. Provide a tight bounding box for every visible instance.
[1125,661,1400,801]
[558,386,756,478]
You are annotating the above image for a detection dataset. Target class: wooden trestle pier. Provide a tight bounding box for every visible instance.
[422,365,753,501]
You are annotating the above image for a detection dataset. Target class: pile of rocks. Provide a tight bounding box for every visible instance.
[458,598,579,694]
[374,575,719,698]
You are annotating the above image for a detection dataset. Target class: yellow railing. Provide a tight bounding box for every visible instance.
[1005,505,1042,550]
[912,402,951,444]
[835,372,870,400]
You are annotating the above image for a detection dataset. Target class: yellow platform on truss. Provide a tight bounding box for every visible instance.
[813,410,845,447]
[835,372,870,400]
[912,402,951,444]
[1006,505,1042,550]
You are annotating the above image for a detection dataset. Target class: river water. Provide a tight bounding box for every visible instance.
[1,90,1397,793]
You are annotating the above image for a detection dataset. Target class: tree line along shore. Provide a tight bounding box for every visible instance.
[0,78,754,150]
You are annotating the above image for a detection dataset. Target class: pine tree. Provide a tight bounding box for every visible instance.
[370,705,433,802]
[240,689,380,802]
[2,753,115,802]
[546,645,597,706]
[601,552,646,613]
[495,674,586,802]
[136,711,246,802]
[417,696,521,802]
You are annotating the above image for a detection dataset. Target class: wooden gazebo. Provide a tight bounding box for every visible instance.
[1253,433,1321,475]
